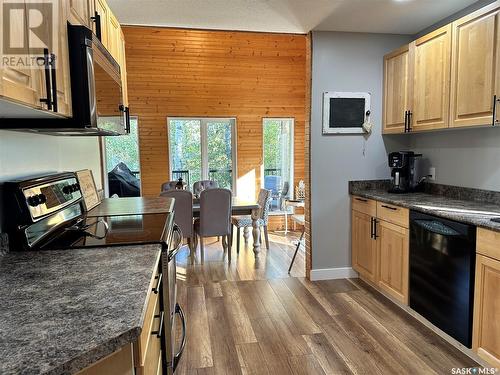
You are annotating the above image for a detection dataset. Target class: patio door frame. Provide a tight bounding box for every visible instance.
[167,117,238,193]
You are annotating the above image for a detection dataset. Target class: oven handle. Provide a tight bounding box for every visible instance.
[172,303,186,372]
[168,224,183,261]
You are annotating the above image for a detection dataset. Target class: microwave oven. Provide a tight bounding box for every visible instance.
[0,24,129,136]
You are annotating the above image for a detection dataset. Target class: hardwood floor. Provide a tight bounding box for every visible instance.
[174,232,478,374]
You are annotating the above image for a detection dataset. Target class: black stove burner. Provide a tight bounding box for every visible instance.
[40,213,170,250]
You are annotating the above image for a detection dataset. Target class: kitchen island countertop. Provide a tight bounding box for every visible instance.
[0,244,161,375]
[87,196,174,217]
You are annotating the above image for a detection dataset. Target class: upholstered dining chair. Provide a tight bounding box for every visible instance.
[194,188,232,262]
[231,188,271,253]
[159,190,194,257]
[193,180,218,198]
[161,181,178,192]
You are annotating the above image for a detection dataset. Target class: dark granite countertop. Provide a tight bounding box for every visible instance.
[0,244,162,375]
[350,180,500,232]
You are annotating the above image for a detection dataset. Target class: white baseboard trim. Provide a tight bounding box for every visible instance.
[310,267,358,281]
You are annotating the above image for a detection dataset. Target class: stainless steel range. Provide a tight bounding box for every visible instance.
[2,172,186,374]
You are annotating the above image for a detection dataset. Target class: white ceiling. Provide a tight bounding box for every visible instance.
[107,0,479,35]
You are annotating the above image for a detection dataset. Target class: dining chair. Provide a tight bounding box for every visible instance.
[194,188,232,261]
[193,180,218,197]
[159,190,194,257]
[231,188,271,253]
[161,180,178,192]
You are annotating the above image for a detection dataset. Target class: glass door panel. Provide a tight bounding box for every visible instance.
[206,120,234,190]
[168,119,202,190]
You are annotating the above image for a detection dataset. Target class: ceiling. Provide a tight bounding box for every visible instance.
[107,0,479,35]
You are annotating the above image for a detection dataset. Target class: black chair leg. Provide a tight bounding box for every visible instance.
[288,227,305,274]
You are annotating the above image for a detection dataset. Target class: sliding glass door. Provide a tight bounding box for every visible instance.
[168,118,236,192]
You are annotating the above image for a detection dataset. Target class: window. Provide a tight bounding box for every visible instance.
[167,118,236,192]
[102,117,141,197]
[262,118,294,212]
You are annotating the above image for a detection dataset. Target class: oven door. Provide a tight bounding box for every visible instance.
[162,224,186,374]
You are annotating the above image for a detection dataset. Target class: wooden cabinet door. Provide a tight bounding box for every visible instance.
[473,254,500,368]
[0,1,42,108]
[383,45,411,134]
[352,210,377,282]
[450,2,500,128]
[94,0,109,48]
[120,29,129,106]
[410,24,452,131]
[377,220,409,304]
[108,12,121,62]
[68,0,91,27]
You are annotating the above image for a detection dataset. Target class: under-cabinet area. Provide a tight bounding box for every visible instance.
[351,192,500,368]
[383,1,500,134]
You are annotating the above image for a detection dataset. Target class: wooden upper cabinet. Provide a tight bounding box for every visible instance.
[94,0,110,47]
[473,254,500,368]
[450,2,500,128]
[68,0,92,27]
[352,210,377,282]
[410,24,452,132]
[0,0,43,109]
[108,12,122,62]
[377,220,409,304]
[120,29,129,106]
[383,45,411,134]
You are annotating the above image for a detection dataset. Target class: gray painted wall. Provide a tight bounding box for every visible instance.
[310,31,410,270]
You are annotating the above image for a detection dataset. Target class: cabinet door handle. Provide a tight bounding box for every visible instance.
[91,11,102,41]
[152,273,162,294]
[373,219,379,239]
[493,95,499,126]
[355,198,368,203]
[151,311,164,339]
[381,204,397,211]
[407,111,412,132]
[50,53,57,112]
[370,217,375,239]
[38,48,52,111]
[404,110,408,132]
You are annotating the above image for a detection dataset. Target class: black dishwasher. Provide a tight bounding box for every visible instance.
[409,211,476,347]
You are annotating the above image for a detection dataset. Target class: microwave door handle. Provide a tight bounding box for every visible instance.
[85,44,98,127]
[50,53,58,112]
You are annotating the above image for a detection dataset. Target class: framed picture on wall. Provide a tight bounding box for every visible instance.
[323,92,371,134]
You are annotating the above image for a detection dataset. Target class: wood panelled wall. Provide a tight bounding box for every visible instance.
[123,26,307,217]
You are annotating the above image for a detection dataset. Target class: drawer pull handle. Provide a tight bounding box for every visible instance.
[152,273,162,294]
[381,205,397,211]
[151,311,164,339]
[355,198,368,203]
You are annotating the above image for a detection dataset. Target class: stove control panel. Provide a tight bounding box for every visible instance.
[23,177,82,221]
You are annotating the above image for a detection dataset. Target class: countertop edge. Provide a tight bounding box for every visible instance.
[350,190,500,233]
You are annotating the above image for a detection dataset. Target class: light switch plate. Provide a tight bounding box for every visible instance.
[429,167,436,181]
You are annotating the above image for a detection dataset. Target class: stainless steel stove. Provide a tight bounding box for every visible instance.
[2,172,185,374]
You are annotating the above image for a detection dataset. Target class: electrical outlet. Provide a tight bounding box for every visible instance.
[429,167,436,181]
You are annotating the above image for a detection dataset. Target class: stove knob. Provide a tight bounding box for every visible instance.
[38,194,47,204]
[63,185,72,194]
[27,195,40,207]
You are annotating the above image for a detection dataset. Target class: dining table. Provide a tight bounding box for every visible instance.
[87,196,262,258]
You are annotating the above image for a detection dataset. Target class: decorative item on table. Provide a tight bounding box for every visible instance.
[296,180,306,200]
[323,91,371,135]
[175,178,186,190]
[76,169,100,211]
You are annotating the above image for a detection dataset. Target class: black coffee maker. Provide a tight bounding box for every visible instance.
[388,151,422,193]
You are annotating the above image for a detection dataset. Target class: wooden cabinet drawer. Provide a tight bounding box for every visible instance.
[77,344,134,375]
[477,228,500,260]
[376,202,409,228]
[136,301,162,375]
[134,270,161,368]
[351,196,377,217]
